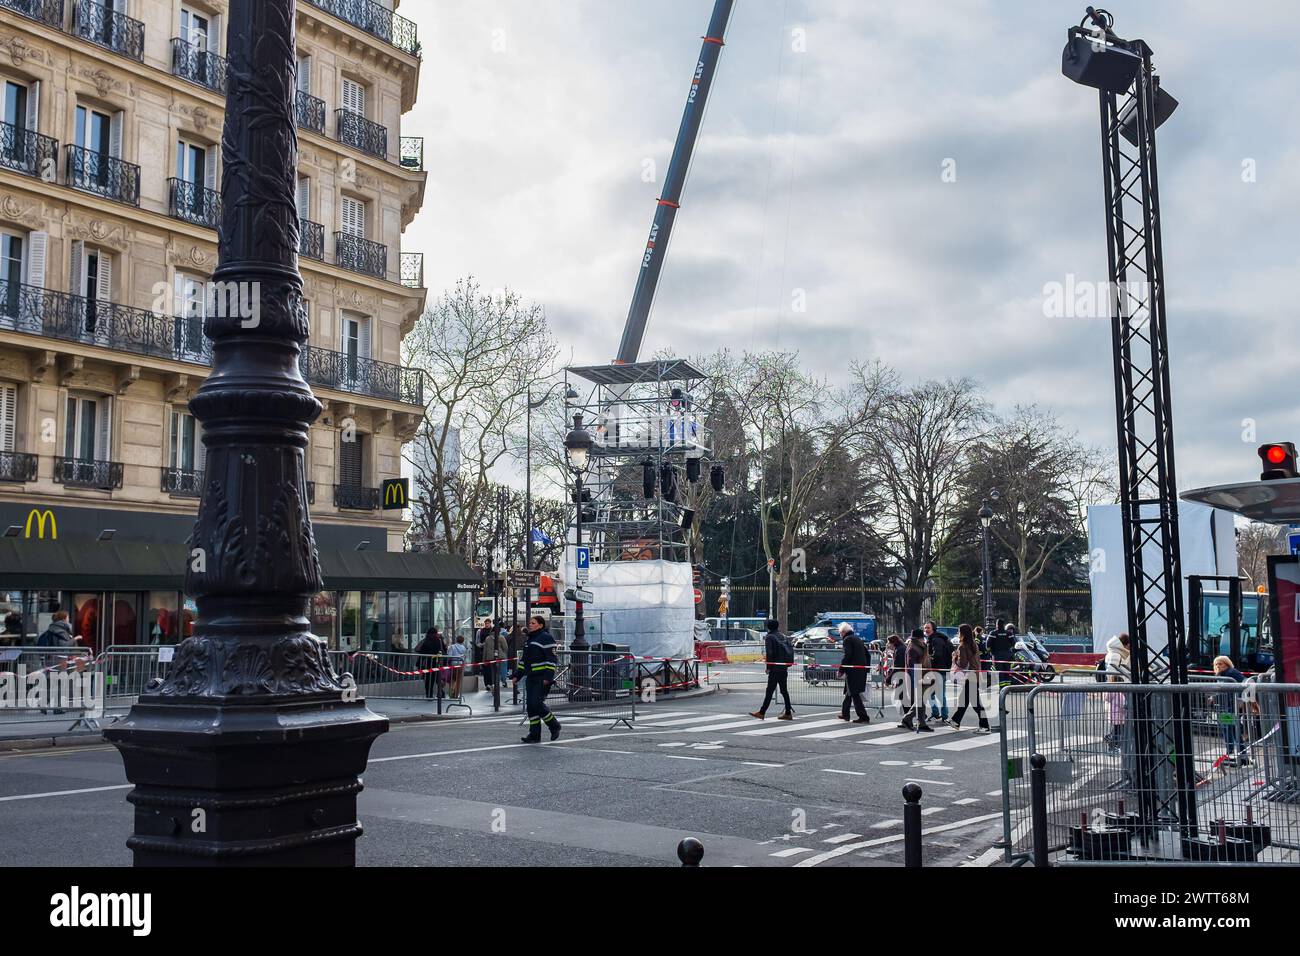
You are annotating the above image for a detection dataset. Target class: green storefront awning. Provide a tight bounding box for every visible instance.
[0,539,481,593]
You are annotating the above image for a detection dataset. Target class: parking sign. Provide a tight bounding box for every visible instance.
[576,546,590,585]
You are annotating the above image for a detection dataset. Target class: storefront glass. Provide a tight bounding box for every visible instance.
[339,591,361,652]
[362,591,382,651]
[0,590,22,645]
[108,593,139,646]
[387,591,410,652]
[434,592,454,640]
[146,591,180,644]
[453,591,475,646]
[410,592,431,644]
[310,591,338,648]
[71,593,101,652]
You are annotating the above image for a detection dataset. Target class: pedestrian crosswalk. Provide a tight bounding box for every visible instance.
[631,709,1003,752]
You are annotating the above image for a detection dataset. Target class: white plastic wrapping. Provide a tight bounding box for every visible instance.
[566,559,696,660]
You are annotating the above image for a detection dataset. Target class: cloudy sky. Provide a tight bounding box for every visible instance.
[401,0,1300,493]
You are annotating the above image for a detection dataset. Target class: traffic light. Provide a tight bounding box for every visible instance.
[1258,442,1299,481]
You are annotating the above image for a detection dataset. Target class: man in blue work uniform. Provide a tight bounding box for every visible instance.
[514,614,561,743]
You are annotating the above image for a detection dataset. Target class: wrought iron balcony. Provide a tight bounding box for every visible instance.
[0,120,58,181]
[300,345,425,405]
[334,231,387,279]
[335,108,387,159]
[54,456,123,490]
[72,0,144,62]
[304,0,419,57]
[299,218,325,261]
[161,466,204,498]
[65,144,140,206]
[0,451,37,483]
[400,136,424,171]
[0,0,64,30]
[168,178,221,230]
[295,90,326,135]
[0,279,214,365]
[172,37,228,93]
[400,252,423,289]
[334,483,380,511]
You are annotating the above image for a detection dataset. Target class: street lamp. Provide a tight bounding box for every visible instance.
[524,383,578,585]
[563,412,593,650]
[978,491,999,632]
[104,0,386,866]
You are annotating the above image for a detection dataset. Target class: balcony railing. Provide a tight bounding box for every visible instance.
[335,108,387,159]
[400,252,423,289]
[334,483,380,511]
[305,0,419,57]
[0,120,58,181]
[295,89,326,135]
[299,218,325,261]
[65,144,140,206]
[54,456,123,490]
[300,345,425,405]
[0,280,427,406]
[399,136,423,171]
[0,451,37,483]
[161,466,203,498]
[172,37,228,93]
[168,178,221,230]
[334,231,386,279]
[72,0,144,62]
[0,0,64,30]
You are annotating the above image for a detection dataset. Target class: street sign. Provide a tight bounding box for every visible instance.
[693,588,703,605]
[1290,525,1300,556]
[381,477,409,510]
[575,546,590,584]
[572,588,594,604]
[507,569,540,588]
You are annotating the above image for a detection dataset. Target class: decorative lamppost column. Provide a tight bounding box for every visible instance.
[564,413,593,651]
[105,0,387,866]
[979,500,995,632]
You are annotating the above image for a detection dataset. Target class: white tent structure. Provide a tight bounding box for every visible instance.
[564,558,694,660]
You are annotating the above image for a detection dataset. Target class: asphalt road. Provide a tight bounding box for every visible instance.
[0,676,1007,868]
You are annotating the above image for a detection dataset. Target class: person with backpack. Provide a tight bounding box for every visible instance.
[750,618,795,720]
[925,621,953,724]
[899,628,933,732]
[36,611,76,648]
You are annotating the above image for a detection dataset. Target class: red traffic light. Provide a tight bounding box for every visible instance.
[1258,443,1299,481]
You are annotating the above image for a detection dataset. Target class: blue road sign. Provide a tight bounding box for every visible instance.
[1290,531,1300,557]
[576,546,590,570]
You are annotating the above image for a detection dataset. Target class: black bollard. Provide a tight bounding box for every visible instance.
[1030,753,1050,867]
[678,837,704,867]
[493,664,501,712]
[903,783,923,868]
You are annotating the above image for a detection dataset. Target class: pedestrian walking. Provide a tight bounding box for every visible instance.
[899,628,933,732]
[950,623,990,732]
[415,626,445,699]
[36,611,77,647]
[481,626,509,691]
[986,619,1016,688]
[1212,655,1249,766]
[837,622,871,723]
[750,618,795,720]
[1103,632,1131,752]
[448,633,467,698]
[515,615,561,742]
[925,621,952,723]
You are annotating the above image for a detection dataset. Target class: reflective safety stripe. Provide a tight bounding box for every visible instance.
[542,713,557,723]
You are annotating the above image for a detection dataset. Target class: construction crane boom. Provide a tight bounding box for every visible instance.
[616,0,735,364]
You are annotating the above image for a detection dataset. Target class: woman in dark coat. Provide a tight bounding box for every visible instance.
[950,623,990,732]
[416,626,446,699]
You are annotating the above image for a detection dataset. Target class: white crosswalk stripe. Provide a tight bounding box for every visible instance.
[678,718,772,732]
[823,832,863,844]
[625,712,698,723]
[865,727,961,746]
[735,718,851,736]
[636,714,739,727]
[798,721,898,740]
[770,847,814,858]
[929,730,1023,752]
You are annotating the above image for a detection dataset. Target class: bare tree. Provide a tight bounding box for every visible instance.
[1237,521,1284,591]
[859,369,987,629]
[965,406,1108,630]
[403,278,559,561]
[719,351,882,630]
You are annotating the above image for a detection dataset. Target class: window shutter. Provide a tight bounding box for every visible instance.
[26,231,46,289]
[341,197,365,238]
[69,240,84,296]
[95,251,112,302]
[342,78,365,116]
[339,431,362,486]
[173,271,187,316]
[209,14,221,55]
[25,80,39,133]
[97,396,112,461]
[0,383,16,453]
[297,54,311,94]
[109,111,123,159]
[358,316,370,359]
[204,145,217,192]
[297,176,310,219]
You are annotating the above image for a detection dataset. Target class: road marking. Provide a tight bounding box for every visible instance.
[821,768,866,776]
[822,832,863,844]
[961,845,1006,867]
[660,754,708,761]
[930,731,1024,752]
[794,812,1003,867]
[921,806,946,816]
[0,784,132,803]
[736,718,849,736]
[865,728,959,746]
[679,718,773,732]
[871,819,902,829]
[798,722,897,740]
[985,790,1003,797]
[637,714,739,727]
[589,749,635,755]
[906,777,956,786]
[742,761,784,768]
[954,797,981,806]
[769,847,814,858]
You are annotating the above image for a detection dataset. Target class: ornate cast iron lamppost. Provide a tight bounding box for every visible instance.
[105,0,387,866]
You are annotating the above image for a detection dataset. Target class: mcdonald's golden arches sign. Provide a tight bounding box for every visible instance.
[382,478,409,511]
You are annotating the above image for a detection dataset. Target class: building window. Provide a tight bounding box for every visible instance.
[173,271,208,361]
[0,77,40,173]
[64,394,110,462]
[339,429,365,487]
[179,6,212,52]
[341,77,366,119]
[297,174,310,219]
[339,194,366,239]
[69,241,112,339]
[296,52,312,95]
[0,381,16,453]
[169,407,203,472]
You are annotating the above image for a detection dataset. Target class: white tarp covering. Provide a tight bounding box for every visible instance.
[1087,501,1237,655]
[566,559,695,660]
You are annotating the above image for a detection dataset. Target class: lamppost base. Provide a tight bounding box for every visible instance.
[105,694,388,867]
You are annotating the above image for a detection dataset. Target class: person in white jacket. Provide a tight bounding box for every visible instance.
[1103,633,1131,752]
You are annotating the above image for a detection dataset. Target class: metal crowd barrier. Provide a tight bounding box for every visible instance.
[0,645,99,729]
[519,649,636,727]
[327,650,472,716]
[102,645,173,718]
[999,681,1300,865]
[634,657,700,695]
